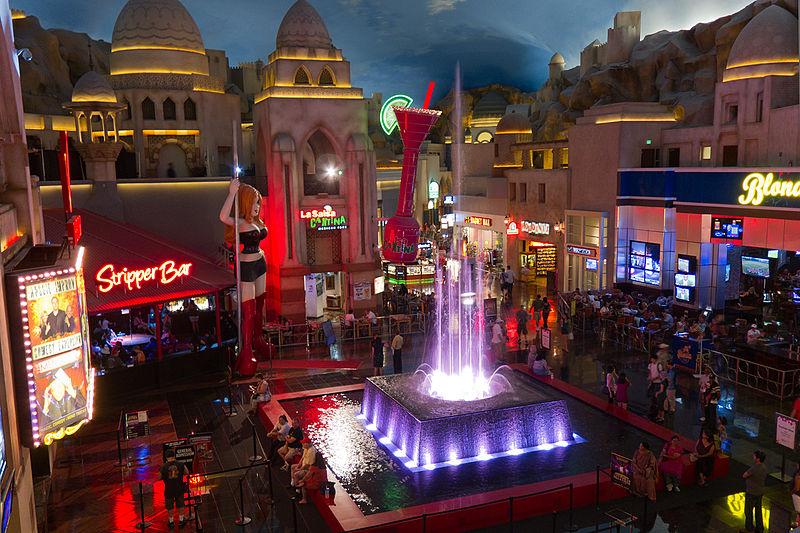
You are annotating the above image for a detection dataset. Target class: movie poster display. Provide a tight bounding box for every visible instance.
[6,248,94,447]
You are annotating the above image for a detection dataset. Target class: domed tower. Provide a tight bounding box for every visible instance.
[108,0,240,178]
[548,52,565,81]
[254,0,377,321]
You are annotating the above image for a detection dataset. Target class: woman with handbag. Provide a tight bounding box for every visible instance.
[659,435,684,492]
[249,373,271,413]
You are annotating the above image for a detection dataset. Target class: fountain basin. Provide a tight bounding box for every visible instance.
[361,370,574,467]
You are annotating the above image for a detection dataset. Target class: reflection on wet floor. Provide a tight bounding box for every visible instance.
[280,374,665,516]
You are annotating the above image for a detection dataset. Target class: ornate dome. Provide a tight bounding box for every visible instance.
[549,52,565,65]
[276,0,333,50]
[72,71,117,103]
[724,5,798,82]
[495,112,530,134]
[110,0,208,76]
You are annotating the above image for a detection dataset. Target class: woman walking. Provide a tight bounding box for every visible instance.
[615,372,630,410]
[605,365,618,403]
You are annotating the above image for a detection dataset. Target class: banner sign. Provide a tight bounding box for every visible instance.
[541,328,551,349]
[610,453,633,491]
[6,248,95,447]
[776,413,797,450]
[300,205,348,231]
[567,245,596,257]
[672,335,701,373]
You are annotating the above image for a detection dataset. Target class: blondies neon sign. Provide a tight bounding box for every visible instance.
[738,172,800,206]
[95,261,192,293]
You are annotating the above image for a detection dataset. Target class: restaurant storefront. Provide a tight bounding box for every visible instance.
[455,212,506,268]
[565,210,609,292]
[42,208,235,388]
[617,168,800,315]
[506,218,561,296]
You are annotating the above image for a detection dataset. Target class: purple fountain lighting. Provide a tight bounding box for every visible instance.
[361,68,577,469]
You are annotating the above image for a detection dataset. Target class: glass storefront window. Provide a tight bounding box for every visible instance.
[584,216,600,247]
[567,215,581,244]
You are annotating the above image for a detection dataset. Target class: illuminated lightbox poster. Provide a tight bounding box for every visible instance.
[6,247,94,447]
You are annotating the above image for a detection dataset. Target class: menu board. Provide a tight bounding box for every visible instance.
[124,410,150,440]
[6,248,94,447]
[535,247,557,275]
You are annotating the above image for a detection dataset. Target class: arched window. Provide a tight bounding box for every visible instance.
[163,98,176,120]
[141,97,155,120]
[293,66,310,85]
[183,98,197,121]
[476,131,494,143]
[318,67,335,86]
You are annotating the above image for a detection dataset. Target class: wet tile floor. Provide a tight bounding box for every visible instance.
[42,282,800,532]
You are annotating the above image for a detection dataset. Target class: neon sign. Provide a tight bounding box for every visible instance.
[428,181,439,200]
[738,172,800,206]
[521,221,550,235]
[465,216,491,227]
[300,205,347,231]
[380,94,413,135]
[507,221,519,235]
[96,260,192,293]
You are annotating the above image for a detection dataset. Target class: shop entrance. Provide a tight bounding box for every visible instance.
[520,241,557,299]
[304,271,346,319]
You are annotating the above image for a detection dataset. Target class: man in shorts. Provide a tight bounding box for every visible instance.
[158,448,189,527]
[278,418,304,470]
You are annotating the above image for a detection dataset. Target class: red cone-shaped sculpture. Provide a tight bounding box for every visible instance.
[382,107,441,263]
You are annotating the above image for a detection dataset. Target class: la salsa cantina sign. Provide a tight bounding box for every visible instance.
[300,205,348,231]
[738,172,800,206]
[96,261,192,293]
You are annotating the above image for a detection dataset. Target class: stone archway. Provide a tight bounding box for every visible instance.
[157,142,189,178]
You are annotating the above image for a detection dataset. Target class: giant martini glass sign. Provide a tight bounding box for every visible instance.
[382,89,440,264]
[380,94,414,135]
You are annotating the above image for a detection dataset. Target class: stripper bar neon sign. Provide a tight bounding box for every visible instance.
[96,261,192,293]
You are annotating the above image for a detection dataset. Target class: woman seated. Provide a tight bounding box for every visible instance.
[528,348,552,377]
[296,453,328,504]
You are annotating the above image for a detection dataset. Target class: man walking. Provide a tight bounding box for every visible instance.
[391,332,404,374]
[531,295,544,331]
[664,360,677,414]
[742,450,766,533]
[158,448,189,527]
[501,266,515,300]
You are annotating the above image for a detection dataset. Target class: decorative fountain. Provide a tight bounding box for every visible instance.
[363,83,576,470]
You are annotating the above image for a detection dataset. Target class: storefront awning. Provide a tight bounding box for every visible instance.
[43,208,234,313]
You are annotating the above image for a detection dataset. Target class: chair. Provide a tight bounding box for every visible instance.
[356,321,372,338]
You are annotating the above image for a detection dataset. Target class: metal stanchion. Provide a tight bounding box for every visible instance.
[249,422,263,462]
[234,476,251,526]
[567,483,578,531]
[596,465,601,510]
[291,496,299,532]
[641,496,648,532]
[135,481,151,531]
[508,496,513,533]
[115,428,124,467]
[551,510,557,533]
[267,462,274,504]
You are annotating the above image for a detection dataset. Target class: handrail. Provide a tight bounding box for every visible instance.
[344,482,575,533]
[704,347,800,399]
[597,317,664,355]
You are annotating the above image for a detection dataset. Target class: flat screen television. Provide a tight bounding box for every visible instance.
[585,258,598,271]
[675,273,697,287]
[677,258,690,273]
[629,240,661,286]
[711,216,744,242]
[768,249,779,259]
[725,264,731,282]
[741,256,770,278]
[676,287,691,302]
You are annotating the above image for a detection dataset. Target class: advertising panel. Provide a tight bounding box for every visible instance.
[6,247,94,447]
[610,453,632,491]
[776,413,797,450]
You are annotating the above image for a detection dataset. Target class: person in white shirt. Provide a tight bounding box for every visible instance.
[366,310,377,325]
[267,415,290,459]
[391,333,404,373]
[500,266,515,299]
[344,312,355,327]
[746,324,762,344]
[492,318,506,363]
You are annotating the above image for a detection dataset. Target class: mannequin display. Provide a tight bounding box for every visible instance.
[219,178,270,376]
